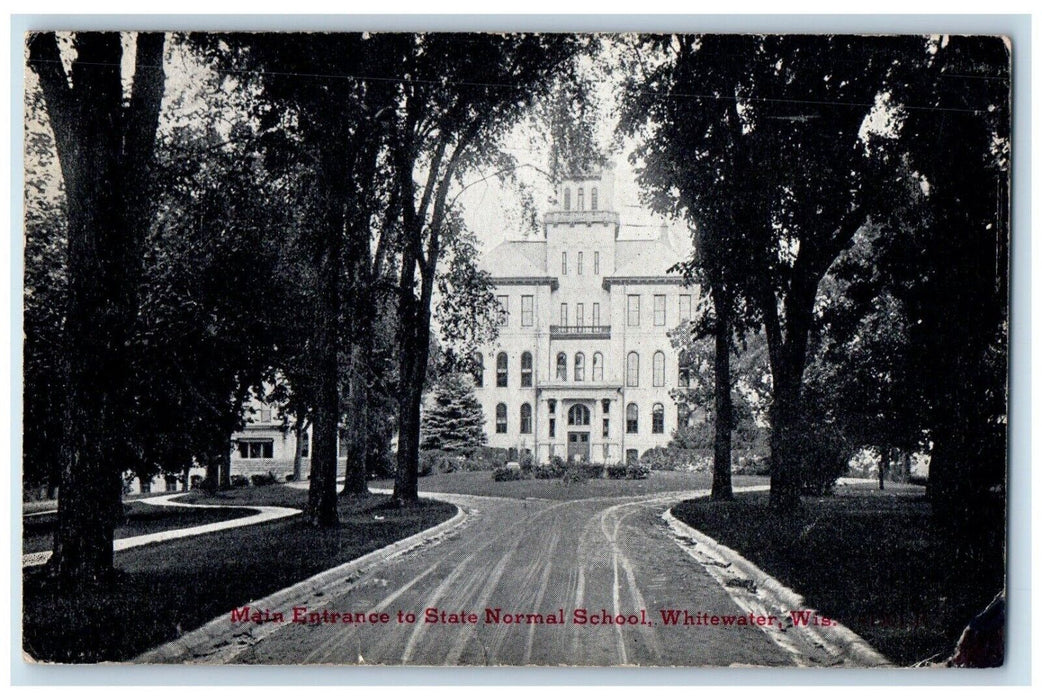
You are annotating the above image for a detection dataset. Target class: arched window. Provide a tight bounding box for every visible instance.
[568,404,591,426]
[496,403,507,433]
[556,352,568,381]
[496,352,508,387]
[473,352,484,387]
[521,352,533,387]
[652,403,665,434]
[564,187,571,211]
[574,352,585,382]
[520,403,533,434]
[653,351,666,387]
[626,352,639,387]
[578,187,585,211]
[626,403,639,434]
[591,187,598,211]
[592,352,603,381]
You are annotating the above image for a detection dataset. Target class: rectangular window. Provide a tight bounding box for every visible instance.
[679,294,692,322]
[594,251,600,275]
[578,252,583,275]
[521,295,534,327]
[627,295,640,326]
[562,252,568,275]
[602,418,609,438]
[560,303,568,326]
[654,294,666,326]
[498,295,509,326]
[238,440,273,459]
[576,303,584,327]
[549,417,556,438]
[592,303,600,326]
[258,407,272,423]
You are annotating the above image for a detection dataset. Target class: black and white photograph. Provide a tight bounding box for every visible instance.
[19,28,1011,670]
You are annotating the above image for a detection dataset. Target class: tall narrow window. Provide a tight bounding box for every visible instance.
[521,295,534,327]
[653,351,666,387]
[564,187,571,211]
[591,187,598,211]
[602,417,610,438]
[626,352,639,387]
[574,352,585,382]
[568,404,591,426]
[560,303,568,326]
[592,302,600,326]
[594,251,600,275]
[498,295,509,326]
[577,251,583,275]
[520,403,533,434]
[627,295,640,326]
[592,352,603,381]
[556,352,568,381]
[549,417,556,438]
[578,187,585,210]
[496,352,508,387]
[521,352,533,387]
[626,403,639,434]
[562,252,568,275]
[652,403,665,434]
[496,403,507,433]
[576,303,585,327]
[679,294,692,323]
[678,350,692,388]
[654,294,666,326]
[473,352,484,387]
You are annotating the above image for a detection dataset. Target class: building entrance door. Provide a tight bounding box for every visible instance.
[568,432,590,461]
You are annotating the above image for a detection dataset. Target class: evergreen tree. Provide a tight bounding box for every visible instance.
[420,374,487,454]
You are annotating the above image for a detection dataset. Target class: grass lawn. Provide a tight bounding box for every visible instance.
[23,503,258,554]
[671,482,1005,666]
[23,485,456,663]
[369,469,769,500]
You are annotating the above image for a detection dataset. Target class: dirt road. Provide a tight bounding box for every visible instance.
[217,489,851,666]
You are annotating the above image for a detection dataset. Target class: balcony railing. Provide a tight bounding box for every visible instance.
[550,325,611,339]
[542,210,621,227]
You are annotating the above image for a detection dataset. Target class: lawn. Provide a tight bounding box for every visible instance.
[369,469,769,500]
[23,485,456,663]
[23,502,258,554]
[671,482,1005,666]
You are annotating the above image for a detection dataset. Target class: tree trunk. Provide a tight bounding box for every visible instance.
[31,32,166,590]
[219,447,231,489]
[710,280,733,501]
[305,164,345,527]
[341,250,372,496]
[393,321,428,504]
[292,416,306,482]
[878,446,890,490]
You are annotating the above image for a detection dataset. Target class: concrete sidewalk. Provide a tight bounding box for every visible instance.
[22,492,301,568]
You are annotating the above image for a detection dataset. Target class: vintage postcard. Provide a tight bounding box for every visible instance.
[21,30,1010,669]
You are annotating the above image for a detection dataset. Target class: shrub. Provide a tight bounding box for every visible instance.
[492,466,525,482]
[418,449,456,477]
[230,474,250,488]
[249,471,278,487]
[519,450,535,473]
[580,461,603,479]
[626,461,651,480]
[561,461,590,484]
[285,473,296,482]
[605,463,627,480]
[534,455,567,480]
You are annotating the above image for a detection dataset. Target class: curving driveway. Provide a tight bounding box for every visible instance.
[157,486,882,667]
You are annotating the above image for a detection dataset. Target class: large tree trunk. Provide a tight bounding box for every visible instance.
[710,280,734,501]
[31,32,166,589]
[393,314,430,504]
[341,247,372,496]
[305,164,345,527]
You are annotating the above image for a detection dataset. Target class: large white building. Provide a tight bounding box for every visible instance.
[474,167,696,465]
